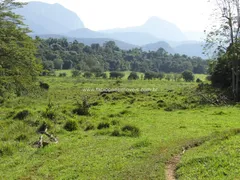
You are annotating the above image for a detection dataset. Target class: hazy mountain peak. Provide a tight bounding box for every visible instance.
[15,1,84,34]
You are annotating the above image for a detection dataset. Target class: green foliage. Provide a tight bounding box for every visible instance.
[121,125,140,137]
[59,72,67,77]
[73,99,90,116]
[110,71,125,79]
[64,120,78,131]
[36,37,207,74]
[0,0,42,97]
[128,72,139,80]
[97,122,110,130]
[71,69,81,77]
[144,72,157,80]
[13,110,29,120]
[39,81,49,90]
[83,72,92,78]
[182,71,195,82]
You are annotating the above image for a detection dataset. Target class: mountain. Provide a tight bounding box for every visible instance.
[174,42,206,58]
[65,28,106,38]
[142,41,175,54]
[31,34,138,50]
[107,32,160,46]
[15,1,84,34]
[101,17,187,41]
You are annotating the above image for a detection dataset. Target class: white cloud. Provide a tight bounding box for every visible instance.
[19,0,215,32]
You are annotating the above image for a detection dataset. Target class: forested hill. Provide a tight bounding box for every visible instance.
[37,38,207,74]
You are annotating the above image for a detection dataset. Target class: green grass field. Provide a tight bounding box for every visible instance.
[0,72,239,179]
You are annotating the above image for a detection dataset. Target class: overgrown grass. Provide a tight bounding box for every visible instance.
[0,71,239,179]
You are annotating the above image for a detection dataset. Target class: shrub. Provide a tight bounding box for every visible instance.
[144,72,157,80]
[111,130,121,137]
[73,99,90,116]
[83,72,92,78]
[122,125,140,137]
[15,134,28,142]
[43,101,56,120]
[156,72,165,80]
[196,78,202,83]
[182,71,195,82]
[128,72,139,80]
[14,110,29,120]
[0,144,14,156]
[59,72,67,77]
[72,70,81,77]
[100,73,108,79]
[165,74,173,81]
[64,120,78,131]
[97,122,110,130]
[39,82,49,90]
[110,71,125,79]
[85,124,95,131]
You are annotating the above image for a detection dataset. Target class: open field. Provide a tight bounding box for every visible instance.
[0,73,239,179]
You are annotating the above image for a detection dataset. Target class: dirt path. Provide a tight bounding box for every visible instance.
[165,154,181,180]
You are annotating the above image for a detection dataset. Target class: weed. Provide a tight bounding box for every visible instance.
[97,122,110,130]
[111,129,121,137]
[122,125,140,137]
[64,120,78,131]
[13,110,29,120]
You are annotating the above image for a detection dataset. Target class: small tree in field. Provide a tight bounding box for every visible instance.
[182,71,195,82]
[128,72,139,80]
[110,71,125,79]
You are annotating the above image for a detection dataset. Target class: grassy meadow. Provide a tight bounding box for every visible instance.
[0,71,240,180]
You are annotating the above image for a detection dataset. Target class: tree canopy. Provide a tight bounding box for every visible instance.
[37,38,207,74]
[0,0,41,96]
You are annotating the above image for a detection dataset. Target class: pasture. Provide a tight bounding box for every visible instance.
[0,72,239,179]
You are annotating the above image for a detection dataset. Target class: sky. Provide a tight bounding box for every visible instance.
[19,0,215,32]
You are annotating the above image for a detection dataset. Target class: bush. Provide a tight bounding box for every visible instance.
[39,82,49,90]
[165,74,173,81]
[100,73,108,79]
[196,78,202,83]
[156,72,165,80]
[182,71,195,82]
[144,72,157,80]
[83,72,92,78]
[128,72,139,80]
[59,72,67,77]
[72,70,81,77]
[110,71,125,79]
[122,125,140,137]
[13,110,29,120]
[85,124,95,131]
[64,120,78,131]
[15,134,28,142]
[73,99,90,116]
[111,130,121,137]
[37,121,51,133]
[97,122,110,130]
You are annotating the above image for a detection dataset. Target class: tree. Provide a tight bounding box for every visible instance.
[182,71,195,82]
[0,0,42,96]
[128,72,139,80]
[110,71,125,79]
[205,0,240,100]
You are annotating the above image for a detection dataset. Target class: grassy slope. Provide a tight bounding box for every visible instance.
[177,133,240,180]
[0,74,240,179]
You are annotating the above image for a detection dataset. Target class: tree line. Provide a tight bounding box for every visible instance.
[37,38,208,75]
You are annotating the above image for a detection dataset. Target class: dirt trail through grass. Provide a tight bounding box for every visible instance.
[165,128,240,180]
[165,155,181,180]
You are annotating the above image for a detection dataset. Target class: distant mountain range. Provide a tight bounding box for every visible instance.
[16,1,207,58]
[15,2,84,34]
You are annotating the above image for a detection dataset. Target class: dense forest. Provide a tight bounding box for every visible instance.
[37,38,208,74]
